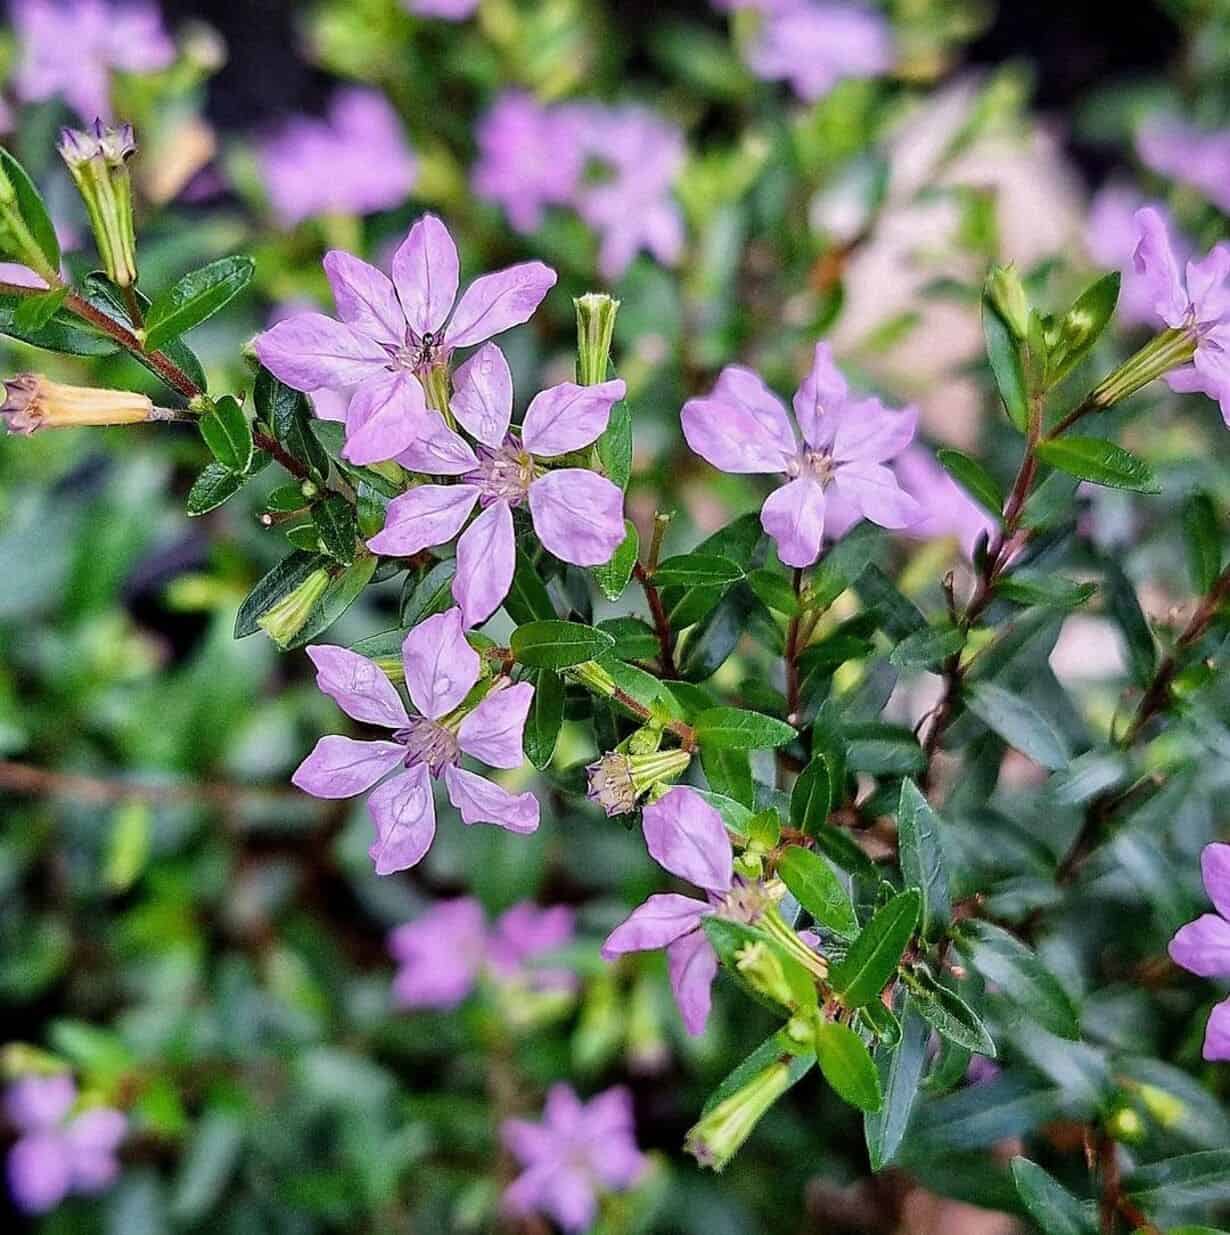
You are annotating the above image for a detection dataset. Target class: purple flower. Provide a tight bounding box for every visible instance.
[893,446,996,560]
[487,901,577,990]
[5,1075,126,1215]
[1085,188,1189,330]
[1133,206,1230,424]
[291,607,539,875]
[1137,119,1230,215]
[1169,842,1230,1061]
[502,1084,645,1233]
[472,91,584,234]
[260,89,417,228]
[682,342,919,567]
[255,214,556,466]
[12,0,173,123]
[745,3,893,103]
[406,0,478,18]
[367,343,627,627]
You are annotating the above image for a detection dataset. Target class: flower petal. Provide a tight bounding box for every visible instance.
[642,785,733,892]
[254,313,389,393]
[1204,998,1230,1062]
[829,396,917,464]
[458,681,534,768]
[305,644,409,728]
[292,736,405,799]
[444,765,540,833]
[1133,206,1190,329]
[832,460,921,529]
[391,213,459,338]
[401,606,481,720]
[761,476,826,567]
[667,928,719,1036]
[792,341,849,450]
[1186,243,1230,326]
[450,341,514,447]
[1202,842,1230,920]
[396,409,480,475]
[521,378,626,457]
[446,261,557,348]
[366,483,480,557]
[1169,912,1230,978]
[681,366,795,473]
[453,499,516,627]
[5,1076,76,1133]
[343,371,428,465]
[601,893,708,958]
[7,1132,72,1214]
[528,469,625,566]
[323,249,405,347]
[368,763,437,875]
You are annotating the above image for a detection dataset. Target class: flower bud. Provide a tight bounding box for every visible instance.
[985,264,1030,340]
[685,1060,792,1171]
[1132,1081,1186,1129]
[585,748,692,816]
[564,658,617,698]
[257,569,332,648]
[735,941,797,1009]
[1,374,153,434]
[1086,326,1197,411]
[575,293,621,386]
[59,120,139,289]
[1105,1105,1145,1145]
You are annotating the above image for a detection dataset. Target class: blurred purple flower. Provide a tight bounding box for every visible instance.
[1137,118,1230,214]
[406,0,478,18]
[745,3,893,102]
[472,91,584,233]
[260,89,417,227]
[255,214,556,465]
[894,446,996,559]
[5,1075,126,1215]
[502,1084,645,1232]
[12,0,173,122]
[682,342,919,567]
[1169,842,1230,1061]
[1133,206,1230,424]
[367,343,626,627]
[1085,187,1188,329]
[292,607,538,875]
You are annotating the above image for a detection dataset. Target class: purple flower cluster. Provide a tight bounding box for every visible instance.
[502,1084,645,1232]
[292,608,538,875]
[1137,118,1230,214]
[259,89,417,227]
[389,897,575,1009]
[1169,843,1230,1060]
[5,1075,126,1215]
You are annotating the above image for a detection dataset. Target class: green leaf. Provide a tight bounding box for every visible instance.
[1035,437,1159,494]
[865,998,928,1170]
[890,623,965,671]
[966,682,1070,770]
[844,724,926,776]
[144,255,255,351]
[290,553,377,648]
[1010,1158,1096,1235]
[958,920,1079,1039]
[170,1111,244,1223]
[0,148,59,271]
[936,448,1005,517]
[0,291,119,355]
[702,1032,815,1115]
[1124,1151,1230,1207]
[746,567,801,615]
[996,572,1097,610]
[1049,271,1120,385]
[79,274,205,385]
[778,845,858,939]
[313,494,358,565]
[255,367,330,480]
[983,293,1029,432]
[12,285,69,333]
[694,707,796,750]
[523,668,564,770]
[815,1021,882,1112]
[810,523,883,610]
[186,463,244,516]
[401,559,456,626]
[790,753,834,837]
[855,564,928,640]
[700,745,754,807]
[830,889,921,1008]
[596,397,633,490]
[234,551,323,638]
[505,550,556,624]
[897,779,951,935]
[597,616,658,661]
[199,395,253,474]
[592,520,638,601]
[510,620,616,670]
[1182,492,1221,595]
[1102,558,1157,687]
[906,967,996,1056]
[652,553,745,589]
[811,823,878,883]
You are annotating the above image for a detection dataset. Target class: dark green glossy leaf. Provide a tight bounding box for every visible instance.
[897,779,950,935]
[313,494,358,565]
[652,552,744,589]
[983,292,1029,432]
[790,753,834,837]
[1182,492,1221,596]
[523,668,564,770]
[865,998,928,1170]
[694,706,796,750]
[1011,1158,1096,1235]
[592,520,638,601]
[1035,437,1159,494]
[966,682,1070,770]
[510,620,615,670]
[186,463,244,517]
[816,1021,882,1112]
[199,395,253,474]
[778,845,857,938]
[144,255,255,350]
[936,448,1005,517]
[830,889,921,1008]
[890,623,965,671]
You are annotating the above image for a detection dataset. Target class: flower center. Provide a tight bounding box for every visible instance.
[714,880,773,924]
[785,448,836,487]
[387,330,446,375]
[394,717,461,777]
[475,440,537,506]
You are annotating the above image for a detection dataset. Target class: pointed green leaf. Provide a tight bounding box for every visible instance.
[966,682,1070,770]
[830,889,921,1008]
[1035,437,1159,494]
[815,1021,882,1112]
[523,668,564,770]
[897,779,951,935]
[144,256,255,350]
[199,394,253,475]
[592,520,638,601]
[694,707,796,751]
[511,620,615,670]
[865,998,928,1169]
[936,448,1005,517]
[1011,1158,1097,1235]
[778,845,858,939]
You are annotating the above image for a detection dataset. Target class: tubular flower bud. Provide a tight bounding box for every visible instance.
[575,292,620,386]
[58,121,139,289]
[257,569,332,649]
[734,941,798,1009]
[585,748,692,816]
[684,1060,793,1171]
[1,375,153,434]
[985,264,1030,339]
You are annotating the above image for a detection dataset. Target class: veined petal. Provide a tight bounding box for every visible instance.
[1202,842,1230,920]
[368,763,437,875]
[292,736,404,799]
[458,681,534,768]
[600,894,709,958]
[521,379,626,457]
[1186,243,1230,326]
[792,341,849,450]
[1205,998,1230,1062]
[453,499,516,627]
[528,470,625,566]
[254,313,388,393]
[642,785,733,892]
[402,606,481,720]
[366,483,480,557]
[1169,912,1230,978]
[343,371,428,465]
[829,397,917,464]
[832,460,921,530]
[712,365,798,456]
[451,341,513,447]
[323,249,405,347]
[444,766,540,833]
[681,389,795,474]
[397,409,479,475]
[392,214,459,338]
[306,644,409,728]
[446,261,557,348]
[1133,206,1190,329]
[761,476,826,567]
[667,928,719,1036]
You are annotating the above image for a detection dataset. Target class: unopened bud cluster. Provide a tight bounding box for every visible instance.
[58,121,139,289]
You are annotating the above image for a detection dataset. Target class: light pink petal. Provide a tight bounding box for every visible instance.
[528,469,626,566]
[401,606,481,719]
[642,785,734,892]
[667,928,719,1035]
[323,250,406,347]
[502,1118,556,1165]
[306,645,409,728]
[450,341,513,446]
[1133,206,1190,329]
[1204,998,1230,1061]
[1187,244,1230,325]
[343,371,428,465]
[391,214,459,337]
[292,736,405,799]
[368,763,437,874]
[521,378,626,457]
[601,894,708,958]
[453,499,516,626]
[5,1076,75,1132]
[712,365,798,456]
[458,681,534,768]
[761,476,827,567]
[446,261,557,348]
[832,460,921,529]
[366,483,480,557]
[829,397,917,464]
[254,313,389,393]
[1202,843,1230,920]
[1169,912,1230,978]
[792,341,849,449]
[7,1132,72,1214]
[444,766,540,833]
[543,1168,598,1233]
[681,380,795,474]
[396,410,480,474]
